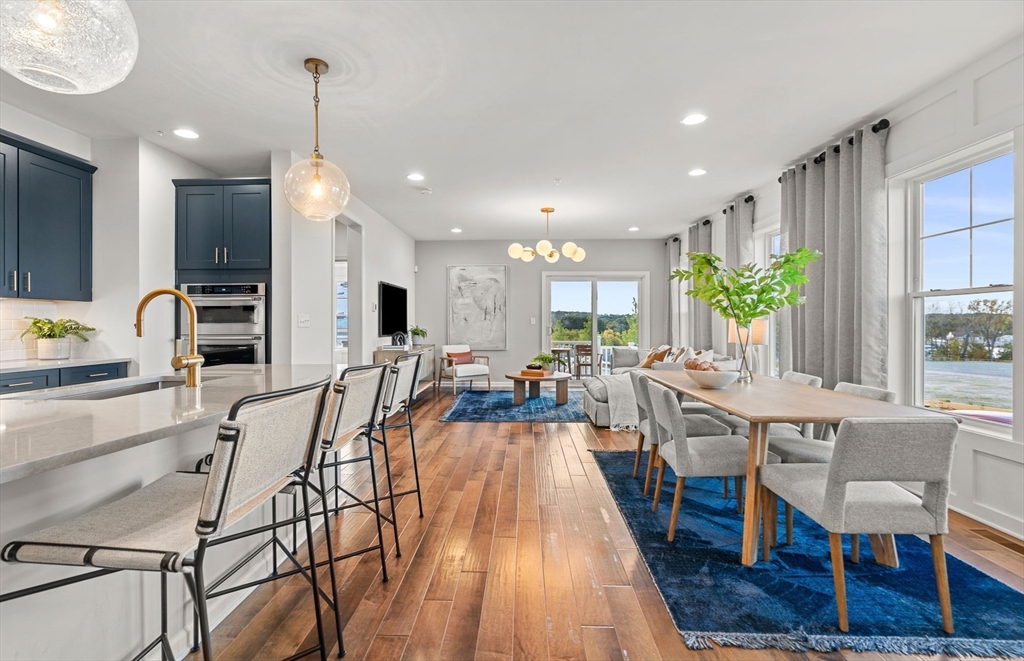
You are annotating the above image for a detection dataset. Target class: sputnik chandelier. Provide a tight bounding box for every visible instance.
[507,207,586,263]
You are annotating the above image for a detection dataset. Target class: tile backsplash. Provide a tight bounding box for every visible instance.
[0,299,59,361]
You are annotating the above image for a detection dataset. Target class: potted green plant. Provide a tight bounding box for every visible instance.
[672,248,820,381]
[532,352,556,370]
[409,325,427,347]
[21,317,96,360]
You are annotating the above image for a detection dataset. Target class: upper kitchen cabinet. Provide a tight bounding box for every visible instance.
[175,179,271,271]
[0,131,96,301]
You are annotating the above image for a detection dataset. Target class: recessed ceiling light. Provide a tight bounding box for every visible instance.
[681,113,707,125]
[628,227,640,232]
[173,129,199,139]
[689,168,707,177]
[407,173,425,181]
[451,228,462,233]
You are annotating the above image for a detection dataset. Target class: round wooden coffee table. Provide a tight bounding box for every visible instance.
[505,372,572,405]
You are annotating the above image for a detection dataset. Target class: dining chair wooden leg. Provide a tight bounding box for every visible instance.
[632,431,645,478]
[723,477,729,499]
[487,375,491,391]
[930,535,954,634]
[651,458,667,512]
[851,534,860,563]
[761,487,772,562]
[734,476,744,514]
[785,502,793,546]
[643,443,658,496]
[829,532,849,632]
[667,478,685,542]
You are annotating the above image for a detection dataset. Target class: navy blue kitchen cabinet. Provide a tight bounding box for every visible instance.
[175,179,271,271]
[0,132,95,301]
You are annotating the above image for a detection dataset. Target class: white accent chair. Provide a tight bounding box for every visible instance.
[437,344,491,394]
[760,416,960,633]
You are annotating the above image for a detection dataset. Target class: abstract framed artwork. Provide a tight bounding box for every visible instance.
[447,264,508,350]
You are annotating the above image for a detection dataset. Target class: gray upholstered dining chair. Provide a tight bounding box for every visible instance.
[760,416,960,634]
[767,379,898,546]
[646,380,780,542]
[630,372,730,496]
[2,379,334,661]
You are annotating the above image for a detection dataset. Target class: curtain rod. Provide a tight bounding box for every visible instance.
[778,118,889,181]
[722,194,756,214]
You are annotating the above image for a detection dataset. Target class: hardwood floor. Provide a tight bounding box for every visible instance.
[187,389,1024,661]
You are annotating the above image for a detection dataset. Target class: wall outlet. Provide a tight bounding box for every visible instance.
[530,317,536,325]
[297,314,311,328]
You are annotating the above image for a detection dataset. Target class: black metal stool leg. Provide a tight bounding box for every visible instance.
[406,408,424,517]
[301,484,329,661]
[188,541,214,661]
[364,432,389,582]
[160,572,173,661]
[379,422,402,558]
[318,464,346,657]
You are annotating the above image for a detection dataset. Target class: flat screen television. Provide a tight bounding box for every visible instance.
[378,281,408,336]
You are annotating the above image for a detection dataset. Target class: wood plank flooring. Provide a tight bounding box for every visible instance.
[188,389,1024,661]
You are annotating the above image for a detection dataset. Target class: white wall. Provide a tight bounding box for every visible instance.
[415,239,667,382]
[269,155,416,368]
[0,101,91,161]
[136,139,215,373]
[342,196,416,366]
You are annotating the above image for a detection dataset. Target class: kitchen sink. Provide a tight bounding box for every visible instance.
[45,376,226,401]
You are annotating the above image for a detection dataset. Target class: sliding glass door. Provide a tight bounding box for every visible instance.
[544,273,649,376]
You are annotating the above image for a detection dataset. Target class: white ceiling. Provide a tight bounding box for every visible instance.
[1,1,1021,240]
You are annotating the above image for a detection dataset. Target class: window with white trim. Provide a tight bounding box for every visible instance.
[912,151,1014,425]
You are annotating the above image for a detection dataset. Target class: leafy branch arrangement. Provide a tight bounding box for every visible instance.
[532,352,556,366]
[671,248,820,378]
[20,317,96,341]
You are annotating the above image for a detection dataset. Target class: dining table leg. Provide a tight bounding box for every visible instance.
[741,421,769,566]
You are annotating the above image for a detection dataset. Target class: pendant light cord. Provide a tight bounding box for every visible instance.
[312,66,321,156]
[545,210,550,240]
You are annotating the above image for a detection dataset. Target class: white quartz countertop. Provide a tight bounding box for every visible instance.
[0,356,133,374]
[0,364,335,484]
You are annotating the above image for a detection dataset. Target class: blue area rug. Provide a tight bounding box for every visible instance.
[593,450,1024,657]
[439,389,588,422]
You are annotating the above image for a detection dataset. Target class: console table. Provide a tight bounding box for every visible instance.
[372,344,435,398]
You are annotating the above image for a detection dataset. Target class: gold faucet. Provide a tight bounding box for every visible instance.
[136,288,205,387]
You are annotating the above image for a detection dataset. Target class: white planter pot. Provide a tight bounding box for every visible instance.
[411,336,423,346]
[37,338,71,360]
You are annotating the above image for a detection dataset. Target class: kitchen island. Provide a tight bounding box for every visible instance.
[0,364,336,661]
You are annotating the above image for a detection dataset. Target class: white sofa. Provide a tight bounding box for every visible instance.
[582,347,737,427]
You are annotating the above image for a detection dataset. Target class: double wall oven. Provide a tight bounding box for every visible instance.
[180,283,266,365]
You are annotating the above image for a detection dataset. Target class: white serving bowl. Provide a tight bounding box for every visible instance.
[685,369,741,389]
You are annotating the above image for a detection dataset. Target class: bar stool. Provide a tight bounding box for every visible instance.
[0,378,334,661]
[316,364,398,573]
[377,353,426,519]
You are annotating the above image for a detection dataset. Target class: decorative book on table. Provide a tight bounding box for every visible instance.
[521,369,553,377]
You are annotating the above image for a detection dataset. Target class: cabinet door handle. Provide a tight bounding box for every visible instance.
[24,271,30,293]
[88,372,109,378]
[5,382,34,387]
[224,246,228,263]
[9,270,16,292]
[215,247,219,264]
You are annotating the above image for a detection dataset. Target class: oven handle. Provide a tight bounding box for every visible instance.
[189,297,265,305]
[191,335,264,343]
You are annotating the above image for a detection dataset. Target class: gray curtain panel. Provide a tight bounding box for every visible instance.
[724,196,755,269]
[687,221,714,350]
[779,124,889,389]
[666,236,682,346]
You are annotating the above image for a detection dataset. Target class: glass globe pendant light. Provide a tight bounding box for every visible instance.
[507,207,584,264]
[284,58,351,222]
[0,0,139,94]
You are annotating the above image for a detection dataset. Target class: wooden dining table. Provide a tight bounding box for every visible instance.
[640,368,952,566]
